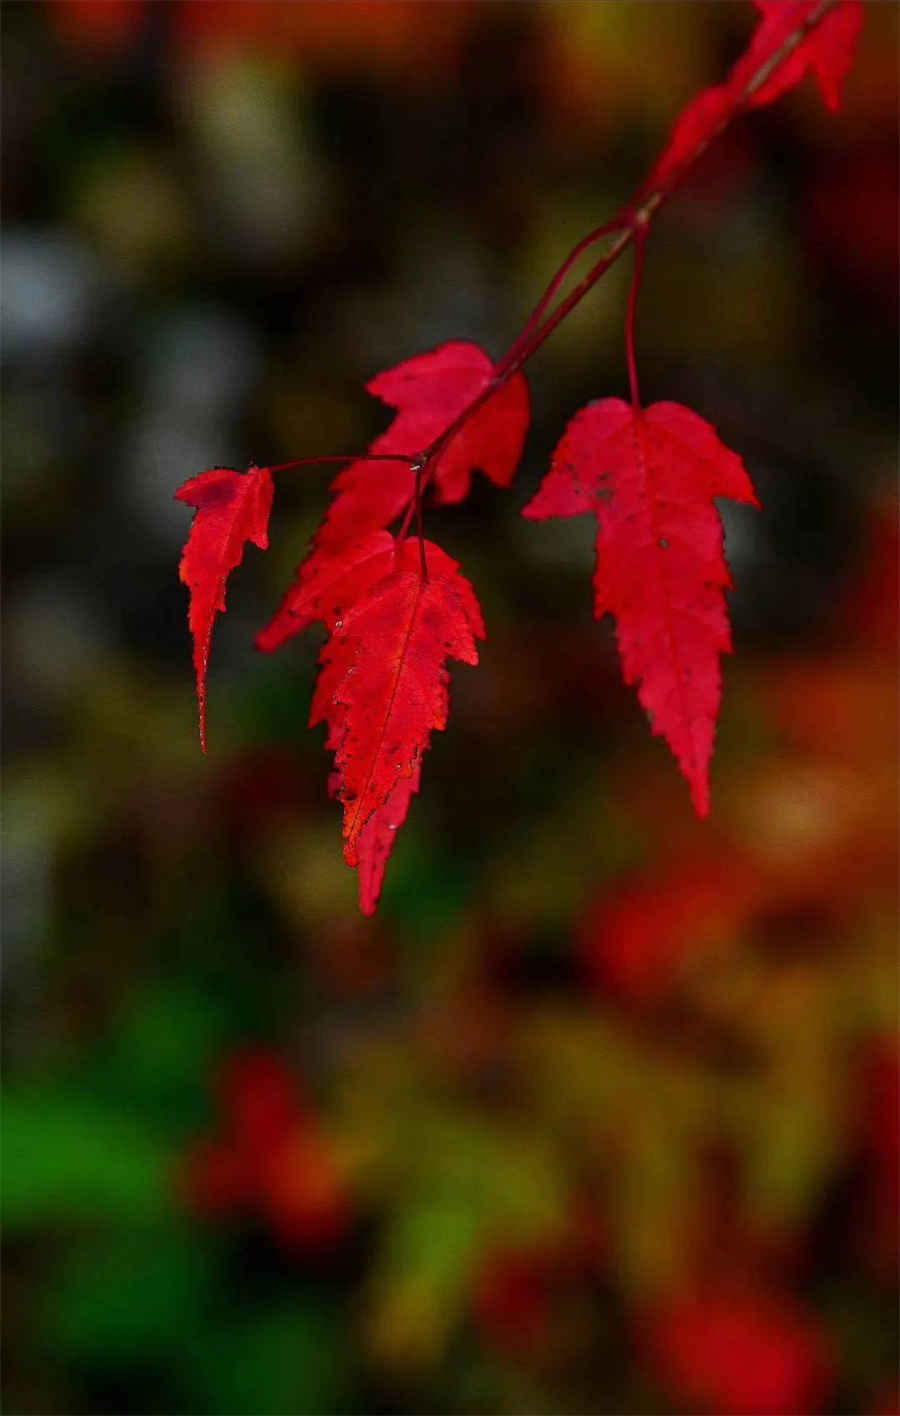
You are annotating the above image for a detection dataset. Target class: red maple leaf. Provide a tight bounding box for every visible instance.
[175,464,273,750]
[317,340,529,550]
[310,535,484,913]
[644,83,737,195]
[523,399,758,816]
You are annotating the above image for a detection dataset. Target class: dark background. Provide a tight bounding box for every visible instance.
[3,3,897,1413]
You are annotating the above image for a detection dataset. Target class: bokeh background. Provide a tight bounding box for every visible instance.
[3,3,897,1414]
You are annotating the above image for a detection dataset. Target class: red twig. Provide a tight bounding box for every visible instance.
[626,224,649,412]
[267,452,413,476]
[497,217,628,375]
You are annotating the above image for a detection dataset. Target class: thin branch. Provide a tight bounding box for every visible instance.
[498,218,628,375]
[626,224,649,411]
[266,452,414,476]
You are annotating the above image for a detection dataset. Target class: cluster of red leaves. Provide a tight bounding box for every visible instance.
[178,343,526,914]
[175,1,862,914]
[179,1050,349,1250]
[259,343,528,637]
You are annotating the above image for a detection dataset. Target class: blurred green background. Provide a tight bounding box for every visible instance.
[3,3,897,1413]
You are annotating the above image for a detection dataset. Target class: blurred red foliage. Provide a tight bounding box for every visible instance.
[646,1285,834,1415]
[843,501,900,653]
[474,1247,551,1358]
[48,0,474,82]
[174,0,469,77]
[874,1393,900,1416]
[580,850,764,1004]
[46,0,143,50]
[853,1035,900,1281]
[180,1049,349,1250]
[473,1198,608,1360]
[804,146,900,310]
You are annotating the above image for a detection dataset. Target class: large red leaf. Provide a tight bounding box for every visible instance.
[523,399,758,816]
[318,340,530,550]
[310,535,484,912]
[175,464,274,750]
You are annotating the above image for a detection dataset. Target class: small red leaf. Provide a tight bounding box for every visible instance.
[310,535,484,911]
[523,399,758,816]
[644,83,736,195]
[318,340,529,550]
[642,0,861,199]
[175,463,273,750]
[736,0,863,113]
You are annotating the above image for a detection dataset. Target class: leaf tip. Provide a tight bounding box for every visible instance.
[358,889,379,918]
[689,773,711,819]
[197,679,209,754]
